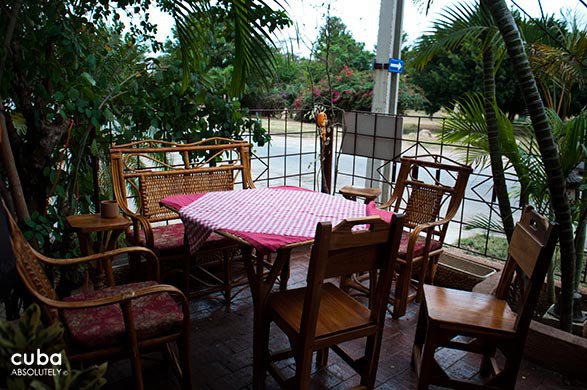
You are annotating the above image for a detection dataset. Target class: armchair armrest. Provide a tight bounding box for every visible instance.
[33,283,186,310]
[35,246,161,282]
[404,216,453,260]
[412,216,452,235]
[118,208,155,249]
[30,284,190,340]
[339,186,381,204]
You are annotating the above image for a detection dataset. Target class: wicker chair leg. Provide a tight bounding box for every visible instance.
[426,254,440,284]
[121,301,144,390]
[163,343,180,378]
[178,335,192,390]
[391,264,410,319]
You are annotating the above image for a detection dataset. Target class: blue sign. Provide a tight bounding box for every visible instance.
[388,58,404,73]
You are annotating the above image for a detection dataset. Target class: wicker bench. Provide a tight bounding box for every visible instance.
[109,138,255,300]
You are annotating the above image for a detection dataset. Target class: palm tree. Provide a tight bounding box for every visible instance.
[485,0,576,331]
[443,95,586,306]
[441,93,530,207]
[417,0,578,330]
[413,1,515,240]
[527,16,587,119]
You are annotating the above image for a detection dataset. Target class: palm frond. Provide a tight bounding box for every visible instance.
[163,0,288,96]
[465,214,504,234]
[414,2,483,68]
[163,1,210,93]
[556,108,587,174]
[442,93,487,139]
[231,0,278,95]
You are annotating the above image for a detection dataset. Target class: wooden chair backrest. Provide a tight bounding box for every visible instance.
[300,214,404,344]
[110,137,254,222]
[383,155,472,242]
[495,206,558,333]
[1,201,59,324]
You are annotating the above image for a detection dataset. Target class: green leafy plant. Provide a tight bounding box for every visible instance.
[0,304,107,389]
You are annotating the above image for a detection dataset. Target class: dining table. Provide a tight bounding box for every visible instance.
[160,185,392,389]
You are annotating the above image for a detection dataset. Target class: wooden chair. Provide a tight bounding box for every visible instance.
[2,201,192,390]
[261,214,405,389]
[340,155,472,318]
[412,206,558,389]
[109,137,254,301]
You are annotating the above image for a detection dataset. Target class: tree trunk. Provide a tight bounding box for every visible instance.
[487,0,576,331]
[0,0,28,221]
[0,109,29,221]
[480,24,515,241]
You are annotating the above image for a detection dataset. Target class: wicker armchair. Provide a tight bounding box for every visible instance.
[109,138,255,301]
[340,155,472,318]
[2,201,192,390]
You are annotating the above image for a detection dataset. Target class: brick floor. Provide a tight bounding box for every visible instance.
[104,247,586,389]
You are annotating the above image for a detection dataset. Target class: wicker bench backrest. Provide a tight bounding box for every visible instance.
[110,138,254,223]
[139,169,235,221]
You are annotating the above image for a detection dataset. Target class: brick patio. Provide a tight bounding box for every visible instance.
[104,247,586,389]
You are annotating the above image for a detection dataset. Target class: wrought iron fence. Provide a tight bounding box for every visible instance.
[242,109,587,282]
[104,108,586,282]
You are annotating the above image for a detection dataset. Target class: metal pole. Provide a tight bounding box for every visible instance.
[367,0,404,200]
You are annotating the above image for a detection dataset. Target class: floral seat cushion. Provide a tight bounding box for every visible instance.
[127,223,230,254]
[398,230,442,258]
[62,281,183,349]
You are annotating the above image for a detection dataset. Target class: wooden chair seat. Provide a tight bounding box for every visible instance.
[268,283,373,340]
[128,223,230,254]
[412,207,559,389]
[423,285,516,335]
[261,215,405,389]
[63,281,183,349]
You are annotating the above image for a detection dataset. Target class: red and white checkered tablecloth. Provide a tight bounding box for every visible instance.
[177,186,377,255]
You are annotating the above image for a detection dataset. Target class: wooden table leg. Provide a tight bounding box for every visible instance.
[279,256,290,291]
[78,233,90,256]
[78,230,122,289]
[241,246,265,390]
[103,230,123,286]
[243,247,292,390]
[77,234,95,290]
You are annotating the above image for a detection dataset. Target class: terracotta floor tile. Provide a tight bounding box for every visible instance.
[103,248,586,389]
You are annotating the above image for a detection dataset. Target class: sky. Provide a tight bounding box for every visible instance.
[280,0,585,55]
[150,0,586,57]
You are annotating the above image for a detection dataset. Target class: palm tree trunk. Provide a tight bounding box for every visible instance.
[487,0,576,331]
[480,25,515,241]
